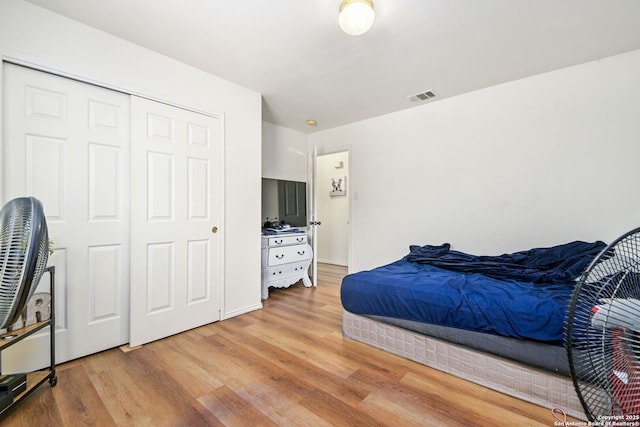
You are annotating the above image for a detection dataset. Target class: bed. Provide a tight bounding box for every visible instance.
[341,240,606,420]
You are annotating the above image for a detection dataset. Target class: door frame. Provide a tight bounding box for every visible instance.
[308,146,353,276]
[0,56,226,342]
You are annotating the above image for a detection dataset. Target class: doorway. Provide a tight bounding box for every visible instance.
[315,151,350,267]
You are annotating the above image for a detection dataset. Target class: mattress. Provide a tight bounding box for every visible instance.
[365,314,570,374]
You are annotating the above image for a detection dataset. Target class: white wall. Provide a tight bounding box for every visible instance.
[316,151,349,266]
[262,121,307,181]
[309,50,640,273]
[0,0,263,318]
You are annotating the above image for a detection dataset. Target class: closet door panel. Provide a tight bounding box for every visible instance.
[188,239,209,302]
[130,96,222,347]
[147,242,174,312]
[26,134,65,218]
[89,143,122,220]
[147,152,175,220]
[188,157,209,220]
[88,244,121,321]
[2,63,130,371]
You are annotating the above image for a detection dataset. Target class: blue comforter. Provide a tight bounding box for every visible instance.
[341,241,606,344]
[406,240,605,284]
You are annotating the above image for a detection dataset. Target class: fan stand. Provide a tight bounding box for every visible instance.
[0,266,57,419]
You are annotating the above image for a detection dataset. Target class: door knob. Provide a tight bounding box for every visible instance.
[211,226,218,234]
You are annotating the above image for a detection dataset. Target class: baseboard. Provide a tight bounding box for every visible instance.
[317,258,348,266]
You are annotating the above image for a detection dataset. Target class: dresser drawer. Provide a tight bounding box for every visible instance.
[268,244,312,266]
[265,261,310,281]
[267,234,307,247]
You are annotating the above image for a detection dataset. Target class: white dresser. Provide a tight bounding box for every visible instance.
[261,232,313,299]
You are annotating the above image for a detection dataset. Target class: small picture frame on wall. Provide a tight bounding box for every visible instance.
[330,176,346,197]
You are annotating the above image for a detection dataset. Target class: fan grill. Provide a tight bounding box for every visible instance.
[0,197,49,329]
[566,227,640,420]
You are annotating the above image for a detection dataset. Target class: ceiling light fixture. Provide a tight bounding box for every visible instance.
[339,0,375,36]
[306,119,317,126]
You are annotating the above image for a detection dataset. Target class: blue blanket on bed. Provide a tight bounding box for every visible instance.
[406,240,605,284]
[341,240,606,344]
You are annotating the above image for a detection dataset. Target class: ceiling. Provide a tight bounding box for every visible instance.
[25,0,640,133]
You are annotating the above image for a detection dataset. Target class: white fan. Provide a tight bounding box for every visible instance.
[0,197,49,329]
[565,226,640,419]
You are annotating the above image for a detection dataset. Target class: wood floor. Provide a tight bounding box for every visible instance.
[2,263,580,426]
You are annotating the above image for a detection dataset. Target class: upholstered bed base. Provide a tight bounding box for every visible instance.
[342,310,587,420]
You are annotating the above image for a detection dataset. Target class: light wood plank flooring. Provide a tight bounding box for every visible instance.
[2,263,580,426]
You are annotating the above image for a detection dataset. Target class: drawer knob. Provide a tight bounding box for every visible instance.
[298,251,305,255]
[276,254,285,259]
[275,239,283,244]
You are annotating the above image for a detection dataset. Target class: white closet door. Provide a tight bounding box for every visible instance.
[2,63,130,370]
[129,96,222,347]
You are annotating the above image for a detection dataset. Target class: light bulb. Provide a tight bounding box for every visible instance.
[339,0,375,36]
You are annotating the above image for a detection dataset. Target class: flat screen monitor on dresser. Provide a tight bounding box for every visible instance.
[262,178,307,227]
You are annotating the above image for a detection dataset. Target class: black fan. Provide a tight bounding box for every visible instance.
[0,197,49,330]
[565,226,640,420]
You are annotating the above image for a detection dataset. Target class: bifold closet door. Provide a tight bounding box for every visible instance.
[129,96,222,347]
[2,63,130,371]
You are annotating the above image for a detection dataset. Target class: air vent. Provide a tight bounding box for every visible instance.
[408,90,437,102]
